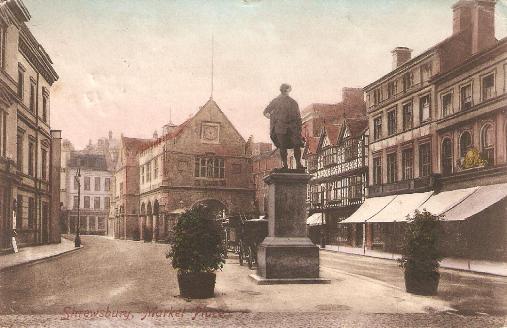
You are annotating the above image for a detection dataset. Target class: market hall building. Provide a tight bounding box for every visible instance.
[136,98,256,242]
[341,0,507,262]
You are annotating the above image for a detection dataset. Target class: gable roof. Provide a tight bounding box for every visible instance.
[317,123,342,152]
[325,124,341,145]
[345,118,368,138]
[141,98,245,152]
[121,136,152,154]
[303,136,320,158]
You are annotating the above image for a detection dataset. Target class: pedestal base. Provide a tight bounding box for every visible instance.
[255,237,329,284]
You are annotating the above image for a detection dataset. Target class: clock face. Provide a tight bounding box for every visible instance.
[203,126,218,141]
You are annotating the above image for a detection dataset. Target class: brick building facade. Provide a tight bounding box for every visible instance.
[0,0,60,252]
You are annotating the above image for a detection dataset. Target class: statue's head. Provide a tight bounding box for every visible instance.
[280,83,292,94]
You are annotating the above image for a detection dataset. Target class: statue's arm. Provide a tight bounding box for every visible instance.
[263,101,274,119]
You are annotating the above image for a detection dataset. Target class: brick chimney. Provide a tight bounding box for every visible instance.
[342,87,363,104]
[453,0,497,54]
[391,47,412,70]
[471,0,496,53]
[452,0,474,34]
[342,87,366,117]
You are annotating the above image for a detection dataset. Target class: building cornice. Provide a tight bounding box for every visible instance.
[18,36,58,85]
[364,51,435,92]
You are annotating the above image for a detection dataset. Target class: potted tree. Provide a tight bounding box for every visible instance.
[166,205,226,299]
[399,210,443,296]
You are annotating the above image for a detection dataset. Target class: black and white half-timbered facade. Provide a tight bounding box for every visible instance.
[307,118,368,246]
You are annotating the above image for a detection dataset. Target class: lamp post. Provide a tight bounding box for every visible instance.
[74,168,81,248]
[12,199,18,253]
[320,193,326,249]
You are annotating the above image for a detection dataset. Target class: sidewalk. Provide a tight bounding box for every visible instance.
[323,245,507,277]
[0,237,80,272]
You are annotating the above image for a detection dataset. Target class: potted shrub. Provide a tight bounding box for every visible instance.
[166,205,226,299]
[399,210,443,296]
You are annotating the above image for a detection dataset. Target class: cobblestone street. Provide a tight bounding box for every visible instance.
[0,312,505,328]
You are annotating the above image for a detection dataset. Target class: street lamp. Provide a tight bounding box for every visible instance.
[74,168,81,248]
[320,190,327,249]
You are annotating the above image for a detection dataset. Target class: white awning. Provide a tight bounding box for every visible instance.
[340,195,396,223]
[367,191,433,223]
[169,208,186,215]
[307,213,324,226]
[440,183,507,221]
[417,187,478,216]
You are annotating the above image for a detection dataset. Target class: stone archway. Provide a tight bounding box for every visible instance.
[145,202,153,242]
[138,203,146,241]
[153,200,160,242]
[191,199,227,220]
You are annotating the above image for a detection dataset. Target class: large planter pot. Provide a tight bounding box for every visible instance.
[404,269,439,296]
[177,271,216,299]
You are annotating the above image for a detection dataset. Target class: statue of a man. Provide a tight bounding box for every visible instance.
[263,83,304,170]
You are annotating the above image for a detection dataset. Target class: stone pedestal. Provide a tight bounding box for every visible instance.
[250,172,330,284]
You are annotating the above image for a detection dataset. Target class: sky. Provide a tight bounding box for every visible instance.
[23,0,507,149]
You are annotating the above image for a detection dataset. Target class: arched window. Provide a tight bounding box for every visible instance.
[481,124,494,165]
[441,138,453,176]
[459,131,472,158]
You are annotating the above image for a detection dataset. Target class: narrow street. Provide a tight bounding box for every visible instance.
[320,250,507,316]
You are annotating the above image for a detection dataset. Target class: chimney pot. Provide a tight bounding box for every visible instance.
[391,47,412,70]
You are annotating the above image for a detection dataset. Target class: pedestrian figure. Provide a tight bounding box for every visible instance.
[263,83,305,170]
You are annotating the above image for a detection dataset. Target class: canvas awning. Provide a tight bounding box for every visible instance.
[169,208,186,215]
[367,191,433,223]
[438,183,507,221]
[416,187,478,216]
[307,213,324,226]
[339,195,396,223]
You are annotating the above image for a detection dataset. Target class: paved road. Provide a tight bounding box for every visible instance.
[320,250,507,316]
[0,236,184,315]
[0,236,505,327]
